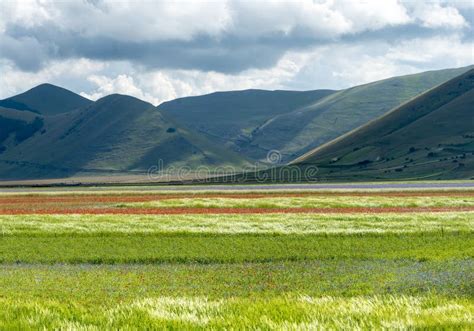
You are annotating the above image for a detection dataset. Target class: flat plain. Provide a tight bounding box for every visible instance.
[0,185,473,329]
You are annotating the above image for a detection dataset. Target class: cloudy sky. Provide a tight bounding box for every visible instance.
[1,0,473,105]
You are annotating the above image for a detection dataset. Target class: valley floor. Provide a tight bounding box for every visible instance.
[0,184,473,329]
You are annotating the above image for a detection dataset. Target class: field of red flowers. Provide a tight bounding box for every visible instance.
[2,190,473,214]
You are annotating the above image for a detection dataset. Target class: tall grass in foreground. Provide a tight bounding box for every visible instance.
[1,295,472,330]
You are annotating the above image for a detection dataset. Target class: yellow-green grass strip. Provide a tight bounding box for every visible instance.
[1,212,473,235]
[115,196,474,209]
[1,295,472,330]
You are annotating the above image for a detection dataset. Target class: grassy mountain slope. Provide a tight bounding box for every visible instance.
[0,95,250,180]
[158,89,335,160]
[290,69,474,181]
[250,66,473,162]
[0,107,39,122]
[0,107,44,155]
[0,84,92,115]
[160,66,472,163]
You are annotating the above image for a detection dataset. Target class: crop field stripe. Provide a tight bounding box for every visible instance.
[3,206,474,214]
[2,190,474,199]
[2,294,472,329]
[1,191,474,205]
[1,232,473,264]
[3,193,474,214]
[2,212,473,235]
[118,195,474,208]
[3,260,473,300]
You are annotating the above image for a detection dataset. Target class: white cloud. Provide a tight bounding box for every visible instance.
[386,35,474,65]
[0,0,53,32]
[336,0,411,32]
[80,74,160,105]
[284,35,474,90]
[1,0,231,41]
[229,1,352,38]
[0,58,105,99]
[80,52,307,105]
[414,3,468,29]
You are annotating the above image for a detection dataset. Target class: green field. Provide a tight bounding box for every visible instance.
[0,188,473,329]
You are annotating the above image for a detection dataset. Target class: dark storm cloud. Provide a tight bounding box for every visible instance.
[2,23,335,73]
[340,24,448,44]
[0,34,48,71]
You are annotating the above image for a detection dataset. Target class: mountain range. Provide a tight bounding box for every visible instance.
[160,66,471,163]
[0,65,472,182]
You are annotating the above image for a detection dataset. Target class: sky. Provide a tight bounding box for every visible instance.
[0,0,473,105]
